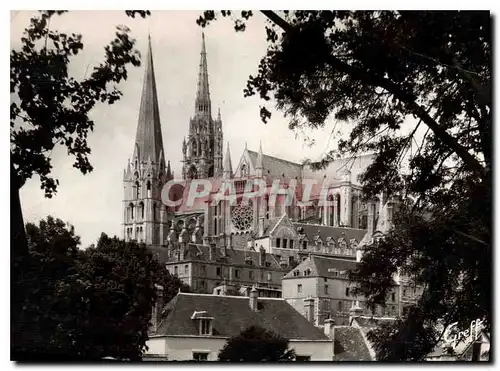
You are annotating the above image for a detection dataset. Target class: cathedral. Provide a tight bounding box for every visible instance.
[122,34,407,323]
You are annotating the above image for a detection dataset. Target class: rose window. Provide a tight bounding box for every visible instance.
[231,204,254,232]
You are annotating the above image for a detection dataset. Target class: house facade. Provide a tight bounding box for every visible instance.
[145,292,335,361]
[282,255,400,326]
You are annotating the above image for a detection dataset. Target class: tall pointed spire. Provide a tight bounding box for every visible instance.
[256,141,264,177]
[223,142,233,179]
[133,35,165,169]
[195,32,211,116]
[166,160,173,181]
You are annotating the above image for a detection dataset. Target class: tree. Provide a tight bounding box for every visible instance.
[11,9,150,355]
[196,11,491,361]
[10,9,150,258]
[12,217,188,361]
[12,216,81,360]
[218,326,295,362]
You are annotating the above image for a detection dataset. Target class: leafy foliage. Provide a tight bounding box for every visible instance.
[12,217,188,361]
[366,307,439,361]
[218,326,295,362]
[197,11,491,361]
[11,10,150,357]
[11,10,145,197]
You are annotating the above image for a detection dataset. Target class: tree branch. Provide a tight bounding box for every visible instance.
[259,10,487,180]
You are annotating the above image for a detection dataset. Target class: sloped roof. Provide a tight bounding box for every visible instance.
[154,293,329,341]
[298,215,322,224]
[293,223,367,244]
[353,316,396,329]
[284,255,358,279]
[332,327,373,361]
[302,154,375,185]
[150,243,283,270]
[246,150,303,179]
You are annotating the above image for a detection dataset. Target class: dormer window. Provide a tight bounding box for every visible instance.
[191,311,214,336]
[200,319,211,335]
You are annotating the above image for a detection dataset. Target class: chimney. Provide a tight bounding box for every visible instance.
[249,286,258,311]
[324,318,335,343]
[152,284,164,332]
[304,297,315,324]
[349,302,363,325]
[258,216,265,237]
[259,246,266,266]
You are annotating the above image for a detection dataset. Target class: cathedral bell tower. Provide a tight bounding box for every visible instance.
[182,33,223,180]
[123,35,171,245]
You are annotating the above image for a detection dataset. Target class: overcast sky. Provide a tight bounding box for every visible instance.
[12,10,341,247]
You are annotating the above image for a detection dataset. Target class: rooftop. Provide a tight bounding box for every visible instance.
[284,255,358,279]
[153,292,330,341]
[332,326,373,361]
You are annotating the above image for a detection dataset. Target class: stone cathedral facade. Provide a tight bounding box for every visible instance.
[122,34,403,319]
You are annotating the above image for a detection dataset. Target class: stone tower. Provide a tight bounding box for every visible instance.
[182,33,223,180]
[123,35,171,245]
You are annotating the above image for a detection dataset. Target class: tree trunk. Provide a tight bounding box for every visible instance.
[11,161,27,257]
[11,160,28,360]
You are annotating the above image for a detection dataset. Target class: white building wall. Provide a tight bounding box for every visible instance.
[146,336,333,361]
[146,336,226,361]
[290,340,333,361]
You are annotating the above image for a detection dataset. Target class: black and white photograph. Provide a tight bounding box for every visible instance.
[9,9,492,363]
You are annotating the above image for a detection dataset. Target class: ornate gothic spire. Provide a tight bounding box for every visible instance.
[223,142,233,179]
[133,34,165,169]
[195,32,211,116]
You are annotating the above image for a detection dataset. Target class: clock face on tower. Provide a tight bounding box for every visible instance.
[231,203,254,233]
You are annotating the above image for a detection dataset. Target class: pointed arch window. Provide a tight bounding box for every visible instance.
[265,194,270,219]
[135,181,140,199]
[240,164,247,177]
[147,180,152,198]
[336,194,341,226]
[351,195,358,228]
[328,194,334,226]
[129,203,135,220]
[152,203,156,222]
[139,202,145,220]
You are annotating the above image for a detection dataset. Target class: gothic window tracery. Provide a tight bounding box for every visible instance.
[240,164,247,177]
[231,202,254,232]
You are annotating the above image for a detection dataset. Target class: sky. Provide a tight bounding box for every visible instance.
[12,10,338,247]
